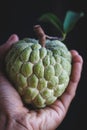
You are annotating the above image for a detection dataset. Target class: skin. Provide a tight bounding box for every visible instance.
[0,34,83,130]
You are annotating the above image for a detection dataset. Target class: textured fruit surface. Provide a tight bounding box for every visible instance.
[5,38,72,108]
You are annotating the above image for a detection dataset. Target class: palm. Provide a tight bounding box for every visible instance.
[0,34,83,130]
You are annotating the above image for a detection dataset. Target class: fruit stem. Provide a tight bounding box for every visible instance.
[34,25,66,46]
[34,25,46,47]
[46,32,66,41]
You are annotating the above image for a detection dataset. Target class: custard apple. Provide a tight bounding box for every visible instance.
[5,38,72,108]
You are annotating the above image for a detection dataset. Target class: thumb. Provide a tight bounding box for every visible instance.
[0,34,19,58]
[4,34,19,52]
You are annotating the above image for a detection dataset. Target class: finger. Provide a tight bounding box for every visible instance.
[6,34,19,44]
[59,50,83,110]
[4,34,19,52]
[0,34,19,59]
[70,50,83,82]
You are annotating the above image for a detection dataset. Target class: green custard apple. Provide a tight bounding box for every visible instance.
[5,29,72,108]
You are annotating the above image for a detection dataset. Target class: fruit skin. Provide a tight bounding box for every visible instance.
[5,38,72,108]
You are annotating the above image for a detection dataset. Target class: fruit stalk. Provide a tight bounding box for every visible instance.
[34,25,46,47]
[34,25,66,46]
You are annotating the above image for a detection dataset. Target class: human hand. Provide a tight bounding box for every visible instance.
[0,34,83,130]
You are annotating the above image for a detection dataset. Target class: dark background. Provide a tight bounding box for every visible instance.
[0,0,87,130]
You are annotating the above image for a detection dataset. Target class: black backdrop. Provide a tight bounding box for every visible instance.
[0,0,87,130]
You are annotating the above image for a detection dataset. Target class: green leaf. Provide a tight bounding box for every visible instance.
[38,13,64,34]
[63,10,84,34]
